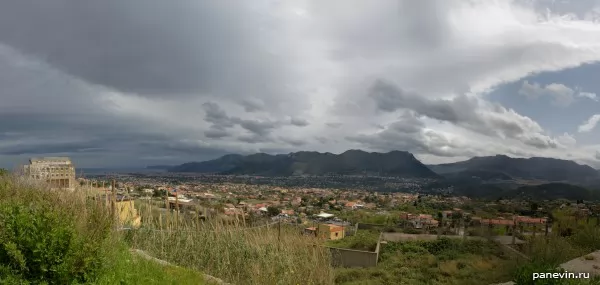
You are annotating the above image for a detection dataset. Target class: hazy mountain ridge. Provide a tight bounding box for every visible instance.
[428,155,600,184]
[497,183,600,201]
[168,150,439,178]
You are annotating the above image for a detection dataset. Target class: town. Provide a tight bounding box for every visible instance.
[11,157,600,284]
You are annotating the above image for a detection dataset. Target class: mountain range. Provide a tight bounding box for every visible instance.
[164,150,600,184]
[168,150,439,178]
[428,154,600,184]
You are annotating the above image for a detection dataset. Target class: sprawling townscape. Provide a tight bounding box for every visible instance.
[10,155,600,284]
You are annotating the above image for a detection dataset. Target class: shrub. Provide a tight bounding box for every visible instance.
[0,178,115,284]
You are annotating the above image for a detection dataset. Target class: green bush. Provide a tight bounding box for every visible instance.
[0,204,112,284]
[0,178,116,284]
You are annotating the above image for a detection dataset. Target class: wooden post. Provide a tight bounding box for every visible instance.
[512,223,516,245]
[545,221,549,237]
[533,224,536,238]
[111,180,117,226]
[165,189,169,211]
[175,189,179,212]
[175,189,179,229]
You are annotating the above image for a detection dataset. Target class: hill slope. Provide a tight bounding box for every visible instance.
[168,150,439,178]
[429,155,600,183]
[497,183,599,201]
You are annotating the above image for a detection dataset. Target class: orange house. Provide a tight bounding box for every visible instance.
[318,224,345,240]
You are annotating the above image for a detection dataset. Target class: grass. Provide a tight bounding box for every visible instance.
[128,198,335,285]
[0,175,206,284]
[326,230,380,252]
[333,238,516,285]
[0,174,335,284]
[95,243,206,285]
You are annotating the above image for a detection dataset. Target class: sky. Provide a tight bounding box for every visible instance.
[1,0,600,169]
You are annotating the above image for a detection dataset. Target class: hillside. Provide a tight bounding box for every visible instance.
[496,183,600,201]
[168,150,439,178]
[429,155,600,184]
[145,165,174,170]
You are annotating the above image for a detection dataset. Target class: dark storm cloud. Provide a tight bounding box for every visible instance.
[0,142,106,155]
[326,122,343,128]
[238,135,272,144]
[202,102,236,129]
[290,118,309,127]
[137,140,232,156]
[315,136,329,144]
[0,0,288,99]
[238,119,279,136]
[279,137,307,147]
[368,79,559,149]
[201,101,283,136]
[204,128,231,139]
[369,79,475,122]
[240,99,265,112]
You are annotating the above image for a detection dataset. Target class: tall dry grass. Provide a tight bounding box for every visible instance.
[130,201,335,285]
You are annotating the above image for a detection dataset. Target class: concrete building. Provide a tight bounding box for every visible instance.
[24,157,76,190]
[318,224,346,240]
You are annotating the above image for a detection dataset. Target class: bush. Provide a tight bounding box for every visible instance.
[0,178,115,284]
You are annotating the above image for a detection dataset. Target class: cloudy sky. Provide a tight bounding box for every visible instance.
[1,0,600,169]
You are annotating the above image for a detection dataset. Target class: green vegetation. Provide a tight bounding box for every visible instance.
[335,238,515,285]
[95,245,207,285]
[326,230,380,252]
[509,216,600,285]
[130,201,335,285]
[0,175,205,284]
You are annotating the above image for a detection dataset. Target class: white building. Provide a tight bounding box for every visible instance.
[24,157,76,190]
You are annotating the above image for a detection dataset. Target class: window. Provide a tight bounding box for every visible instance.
[335,232,338,237]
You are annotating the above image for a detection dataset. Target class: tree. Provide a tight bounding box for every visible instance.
[0,168,8,177]
[267,206,280,217]
[530,202,539,212]
[153,189,167,198]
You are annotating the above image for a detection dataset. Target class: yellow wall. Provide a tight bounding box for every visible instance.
[318,224,345,240]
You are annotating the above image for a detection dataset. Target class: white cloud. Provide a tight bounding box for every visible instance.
[518,80,576,106]
[578,114,600,132]
[579,91,599,101]
[2,0,600,167]
[557,132,577,146]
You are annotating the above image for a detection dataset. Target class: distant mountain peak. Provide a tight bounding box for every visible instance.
[429,154,600,183]
[168,149,439,178]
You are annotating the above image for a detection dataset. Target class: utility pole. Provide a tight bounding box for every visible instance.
[278,217,281,250]
[175,188,179,228]
[111,180,117,227]
[165,188,170,211]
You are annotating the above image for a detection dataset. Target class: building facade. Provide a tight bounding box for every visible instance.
[24,157,76,190]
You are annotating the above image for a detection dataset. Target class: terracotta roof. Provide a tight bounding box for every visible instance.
[515,216,547,224]
[481,219,514,226]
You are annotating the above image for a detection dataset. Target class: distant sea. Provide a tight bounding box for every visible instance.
[78,167,166,176]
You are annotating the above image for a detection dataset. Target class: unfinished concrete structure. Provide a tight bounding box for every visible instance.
[24,157,76,190]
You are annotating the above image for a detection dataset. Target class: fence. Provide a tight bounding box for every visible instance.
[325,232,383,268]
